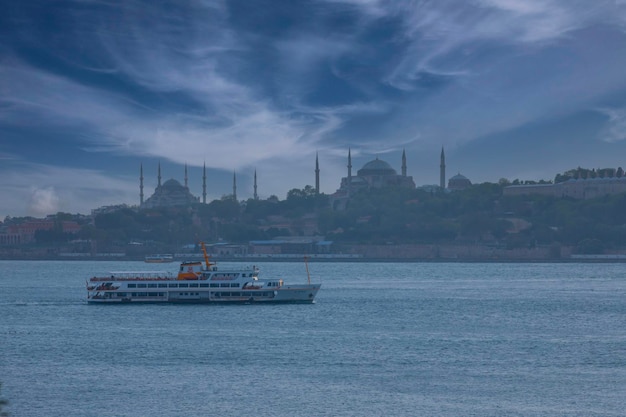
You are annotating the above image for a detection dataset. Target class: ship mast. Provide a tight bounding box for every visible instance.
[304,256,311,285]
[200,242,212,269]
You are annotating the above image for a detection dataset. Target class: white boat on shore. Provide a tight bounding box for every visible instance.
[144,254,174,263]
[87,244,320,304]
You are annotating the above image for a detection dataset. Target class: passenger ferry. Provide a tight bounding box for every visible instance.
[87,244,321,304]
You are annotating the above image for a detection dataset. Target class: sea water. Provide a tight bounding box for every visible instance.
[1,260,625,417]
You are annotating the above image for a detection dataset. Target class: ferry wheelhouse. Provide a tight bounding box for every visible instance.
[87,245,320,304]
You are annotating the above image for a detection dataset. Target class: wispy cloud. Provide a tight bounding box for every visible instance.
[0,62,137,129]
[384,1,580,89]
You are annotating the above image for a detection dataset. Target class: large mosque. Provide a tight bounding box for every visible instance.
[329,149,416,210]
[326,147,473,209]
[139,162,246,209]
[140,163,199,209]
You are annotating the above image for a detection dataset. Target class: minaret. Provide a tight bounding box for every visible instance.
[254,169,258,200]
[184,163,188,189]
[157,162,162,188]
[139,163,144,205]
[202,162,207,204]
[440,147,446,189]
[347,148,352,196]
[315,152,320,194]
[232,171,237,201]
[402,149,407,177]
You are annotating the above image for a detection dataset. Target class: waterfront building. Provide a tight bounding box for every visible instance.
[0,218,80,245]
[504,176,626,199]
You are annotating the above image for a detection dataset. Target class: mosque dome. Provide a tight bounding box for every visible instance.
[448,173,472,190]
[162,179,185,190]
[357,158,397,177]
[450,173,468,180]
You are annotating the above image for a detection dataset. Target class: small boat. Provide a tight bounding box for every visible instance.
[87,243,321,304]
[144,254,174,263]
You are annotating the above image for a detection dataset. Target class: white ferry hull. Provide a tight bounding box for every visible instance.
[87,284,320,304]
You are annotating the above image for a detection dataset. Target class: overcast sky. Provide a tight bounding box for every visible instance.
[3,0,626,218]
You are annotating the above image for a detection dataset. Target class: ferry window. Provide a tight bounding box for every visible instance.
[137,284,147,288]
[158,284,167,288]
[179,283,189,288]
[189,283,198,288]
[148,284,157,288]
[131,292,137,297]
[117,292,127,297]
[220,283,229,288]
[168,283,178,288]
[128,284,137,288]
[209,283,219,288]
[231,292,240,296]
[138,292,147,297]
[230,283,240,288]
[199,284,209,287]
[242,274,246,277]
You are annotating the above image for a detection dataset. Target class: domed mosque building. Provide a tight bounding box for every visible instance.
[140,163,201,209]
[330,149,415,210]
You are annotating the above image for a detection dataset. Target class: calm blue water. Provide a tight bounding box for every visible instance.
[1,260,625,416]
